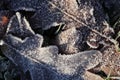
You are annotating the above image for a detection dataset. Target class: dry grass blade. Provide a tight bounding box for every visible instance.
[104,69,111,80]
[110,76,120,80]
[48,1,117,45]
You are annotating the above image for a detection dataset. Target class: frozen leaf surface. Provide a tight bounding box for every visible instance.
[28,0,113,53]
[5,0,41,11]
[0,0,118,80]
[30,0,99,29]
[1,33,102,80]
[7,12,35,39]
[1,0,113,54]
[55,27,83,54]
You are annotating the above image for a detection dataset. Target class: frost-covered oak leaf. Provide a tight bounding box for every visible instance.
[1,33,102,80]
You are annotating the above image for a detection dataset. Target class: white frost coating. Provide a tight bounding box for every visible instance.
[23,16,35,34]
[0,0,109,79]
[1,33,102,80]
[43,22,60,30]
[16,12,22,25]
[90,8,94,15]
[0,40,4,45]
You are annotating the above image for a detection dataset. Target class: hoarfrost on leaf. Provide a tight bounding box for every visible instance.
[1,33,102,80]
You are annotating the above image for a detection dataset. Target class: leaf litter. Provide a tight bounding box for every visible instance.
[0,0,120,80]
